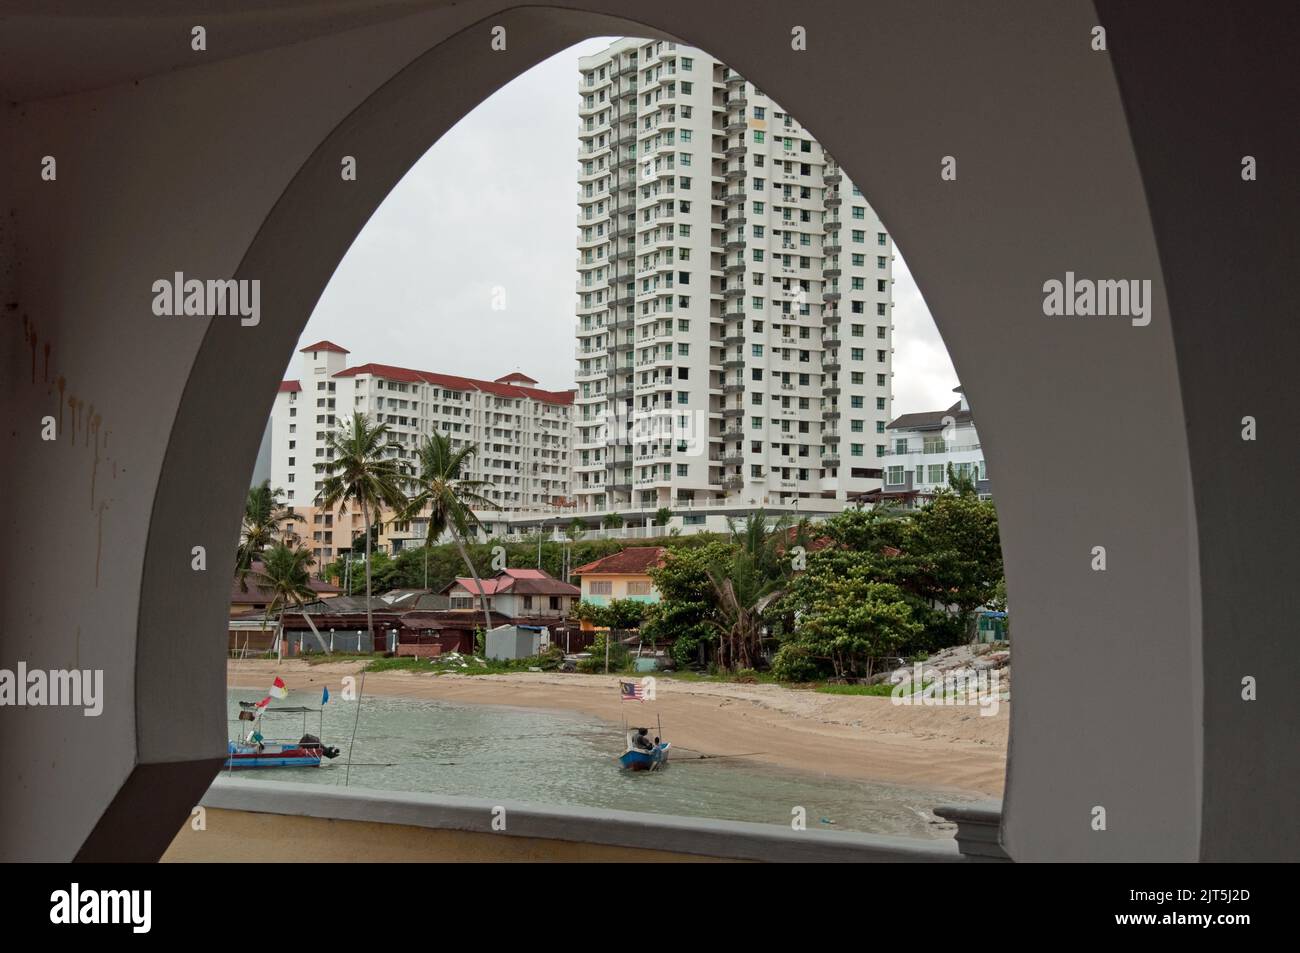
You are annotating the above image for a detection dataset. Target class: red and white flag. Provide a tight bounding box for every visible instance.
[269,676,288,700]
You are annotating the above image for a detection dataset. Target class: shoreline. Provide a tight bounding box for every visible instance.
[228,659,1008,797]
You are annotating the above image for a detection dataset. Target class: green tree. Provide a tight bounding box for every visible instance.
[403,431,496,636]
[653,506,674,527]
[642,541,732,667]
[601,512,625,529]
[776,564,920,678]
[250,542,317,651]
[236,480,304,590]
[905,488,1002,641]
[316,412,409,647]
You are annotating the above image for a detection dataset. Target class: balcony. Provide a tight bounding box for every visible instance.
[612,296,634,309]
[722,406,745,417]
[823,386,842,397]
[823,335,842,348]
[822,359,841,373]
[822,291,841,302]
[824,194,842,208]
[722,383,746,394]
[723,332,745,346]
[723,190,747,205]
[722,213,746,229]
[723,260,746,275]
[723,358,746,370]
[719,427,744,441]
[722,475,745,491]
[724,146,746,159]
[611,246,634,262]
[612,386,633,400]
[723,452,745,466]
[824,171,842,186]
[823,242,842,255]
[823,267,842,278]
[822,410,841,421]
[611,315,634,330]
[615,201,636,217]
[823,219,841,232]
[821,431,840,444]
[724,121,747,134]
[722,285,745,296]
[723,166,746,181]
[821,454,841,467]
[823,313,841,327]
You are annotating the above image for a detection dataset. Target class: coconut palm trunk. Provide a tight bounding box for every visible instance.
[362,501,374,649]
[452,533,493,640]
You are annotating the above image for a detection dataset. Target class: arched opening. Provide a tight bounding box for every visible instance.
[1,2,1208,862]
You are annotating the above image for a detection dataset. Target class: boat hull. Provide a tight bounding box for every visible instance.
[224,742,323,769]
[619,741,671,771]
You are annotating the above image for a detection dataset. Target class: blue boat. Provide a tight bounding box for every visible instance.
[226,702,339,769]
[619,729,671,771]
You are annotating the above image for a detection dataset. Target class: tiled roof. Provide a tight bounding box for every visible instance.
[573,547,667,576]
[231,561,342,604]
[299,340,350,354]
[887,400,973,432]
[443,569,580,597]
[278,380,301,393]
[334,362,573,406]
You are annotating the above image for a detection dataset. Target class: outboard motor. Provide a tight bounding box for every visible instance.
[298,734,341,759]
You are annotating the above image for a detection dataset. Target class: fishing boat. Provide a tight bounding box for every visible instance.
[619,727,671,771]
[225,702,340,769]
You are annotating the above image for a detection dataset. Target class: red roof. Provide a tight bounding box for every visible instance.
[278,380,301,393]
[495,372,538,385]
[443,568,580,598]
[573,547,667,576]
[334,362,573,406]
[299,340,350,354]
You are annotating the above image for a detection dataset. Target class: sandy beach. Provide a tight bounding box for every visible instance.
[228,659,1008,797]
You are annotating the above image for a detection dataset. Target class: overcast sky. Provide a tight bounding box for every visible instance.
[295,38,958,416]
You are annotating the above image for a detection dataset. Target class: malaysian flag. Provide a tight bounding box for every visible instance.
[619,681,644,702]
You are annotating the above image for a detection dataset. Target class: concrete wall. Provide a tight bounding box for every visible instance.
[164,778,964,863]
[2,0,1296,861]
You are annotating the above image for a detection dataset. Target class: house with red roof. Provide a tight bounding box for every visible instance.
[571,547,666,607]
[440,567,580,620]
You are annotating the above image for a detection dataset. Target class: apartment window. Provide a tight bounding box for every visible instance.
[753,131,765,144]
[752,201,765,214]
[851,420,864,432]
[852,206,866,219]
[878,232,888,245]
[851,396,864,409]
[590,581,613,595]
[851,229,865,243]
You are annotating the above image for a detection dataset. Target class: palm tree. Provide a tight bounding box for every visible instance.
[251,543,317,653]
[403,431,495,636]
[236,480,304,590]
[316,413,409,647]
[708,509,794,670]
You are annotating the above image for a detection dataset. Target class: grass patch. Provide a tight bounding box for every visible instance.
[815,682,898,696]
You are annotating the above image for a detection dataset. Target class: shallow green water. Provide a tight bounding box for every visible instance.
[226,689,978,839]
